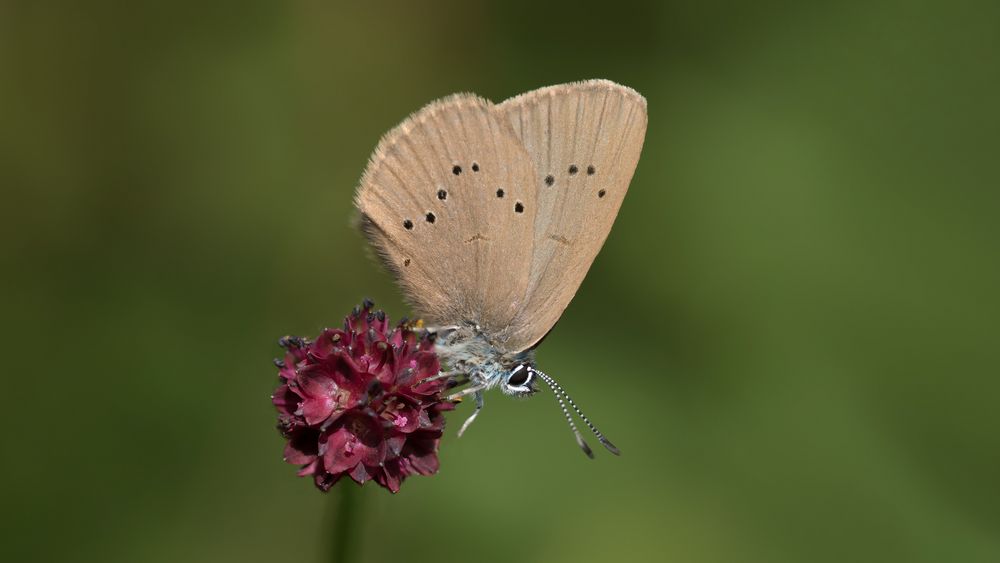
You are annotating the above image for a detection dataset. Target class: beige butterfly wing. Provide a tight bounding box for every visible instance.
[498,80,648,351]
[355,94,539,342]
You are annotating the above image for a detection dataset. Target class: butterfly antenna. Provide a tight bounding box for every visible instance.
[531,368,620,457]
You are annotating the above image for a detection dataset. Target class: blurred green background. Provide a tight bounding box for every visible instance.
[2,1,999,562]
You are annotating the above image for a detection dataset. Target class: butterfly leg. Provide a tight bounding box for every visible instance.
[457,389,485,438]
[446,384,483,401]
[421,370,461,383]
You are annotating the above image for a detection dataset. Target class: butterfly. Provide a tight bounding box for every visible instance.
[355,79,647,457]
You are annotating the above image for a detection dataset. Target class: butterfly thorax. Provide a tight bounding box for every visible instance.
[433,325,535,394]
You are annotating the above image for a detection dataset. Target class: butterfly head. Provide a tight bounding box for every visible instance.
[500,364,538,397]
[436,329,619,457]
[503,364,622,457]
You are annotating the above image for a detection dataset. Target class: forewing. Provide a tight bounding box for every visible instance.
[355,94,539,340]
[498,80,648,351]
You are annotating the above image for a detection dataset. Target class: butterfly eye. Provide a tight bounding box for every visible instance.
[507,369,530,387]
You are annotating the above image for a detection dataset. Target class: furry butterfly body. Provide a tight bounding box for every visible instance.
[355,79,647,456]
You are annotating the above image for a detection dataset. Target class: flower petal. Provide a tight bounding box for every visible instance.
[376,461,403,493]
[385,433,406,458]
[322,414,386,475]
[283,426,319,465]
[314,471,342,492]
[349,463,372,485]
[378,395,422,433]
[271,384,300,417]
[296,371,339,425]
[306,329,340,358]
[297,459,319,476]
[402,431,442,475]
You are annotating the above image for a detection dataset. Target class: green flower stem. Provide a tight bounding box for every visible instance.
[329,484,361,563]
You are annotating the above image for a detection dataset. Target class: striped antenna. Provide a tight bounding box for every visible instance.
[531,368,620,457]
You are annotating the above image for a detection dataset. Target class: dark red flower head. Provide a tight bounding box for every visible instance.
[272,300,454,493]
